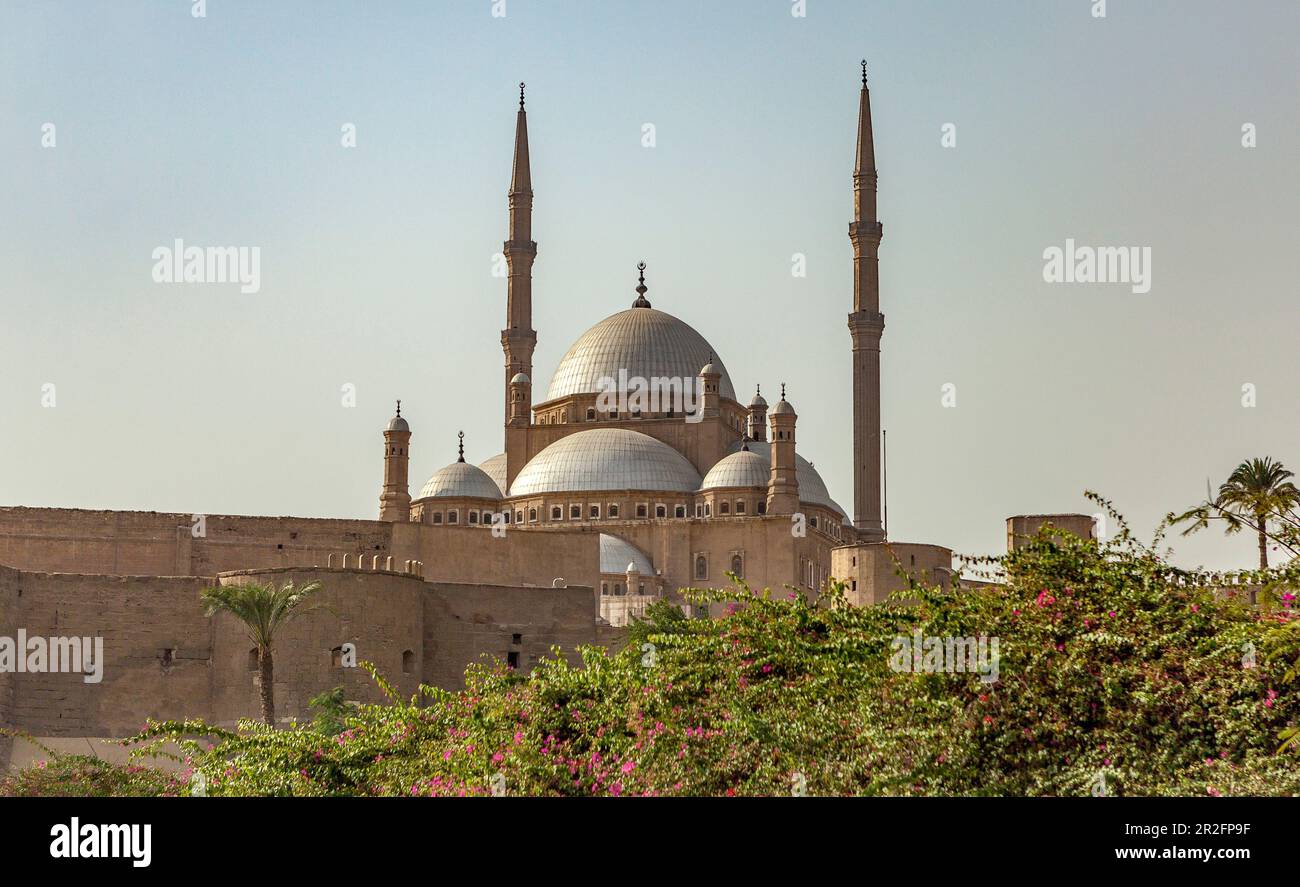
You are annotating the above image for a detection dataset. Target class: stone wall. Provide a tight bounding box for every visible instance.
[0,563,598,766]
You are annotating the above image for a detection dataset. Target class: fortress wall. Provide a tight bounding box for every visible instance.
[421,581,598,690]
[0,506,400,578]
[0,563,604,747]
[212,567,426,725]
[0,564,21,762]
[0,509,600,607]
[414,525,600,598]
[0,571,213,737]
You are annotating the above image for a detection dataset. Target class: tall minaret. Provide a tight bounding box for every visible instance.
[502,81,537,431]
[847,60,885,542]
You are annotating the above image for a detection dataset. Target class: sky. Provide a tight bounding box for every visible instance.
[1,0,1297,572]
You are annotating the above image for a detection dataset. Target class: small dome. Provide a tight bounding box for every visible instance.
[723,441,844,516]
[699,362,719,377]
[511,429,702,496]
[748,387,768,409]
[700,449,769,490]
[478,453,508,495]
[386,415,410,432]
[417,462,503,501]
[600,534,654,575]
[626,562,639,573]
[510,372,530,386]
[771,397,796,416]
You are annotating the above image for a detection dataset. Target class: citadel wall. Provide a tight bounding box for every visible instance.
[0,563,601,765]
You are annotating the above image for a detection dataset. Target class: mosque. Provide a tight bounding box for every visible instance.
[386,64,950,625]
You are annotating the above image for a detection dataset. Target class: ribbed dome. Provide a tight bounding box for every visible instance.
[723,441,844,516]
[599,534,654,575]
[386,415,410,432]
[545,308,736,403]
[700,449,769,490]
[478,453,508,495]
[417,461,503,501]
[511,429,703,496]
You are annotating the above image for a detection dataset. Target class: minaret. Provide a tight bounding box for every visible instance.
[502,81,538,432]
[847,60,885,542]
[379,400,412,522]
[766,386,800,515]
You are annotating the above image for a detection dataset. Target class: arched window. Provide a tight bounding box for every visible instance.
[731,554,743,577]
[402,650,415,674]
[432,512,443,525]
[528,508,537,522]
[586,408,596,421]
[655,504,667,518]
[695,555,707,580]
[757,501,767,515]
[720,501,730,514]
[551,506,563,520]
[609,504,620,518]
[468,511,478,524]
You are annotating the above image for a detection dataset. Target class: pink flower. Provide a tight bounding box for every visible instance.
[621,761,636,774]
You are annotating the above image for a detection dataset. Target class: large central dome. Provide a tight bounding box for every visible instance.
[545,307,736,403]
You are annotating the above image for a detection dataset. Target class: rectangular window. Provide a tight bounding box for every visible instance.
[736,501,746,514]
[675,505,686,518]
[636,503,648,518]
[570,504,581,519]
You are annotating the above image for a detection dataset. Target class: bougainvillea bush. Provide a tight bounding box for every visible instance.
[5,503,1299,797]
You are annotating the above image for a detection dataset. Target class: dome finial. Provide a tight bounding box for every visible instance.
[457,430,465,463]
[861,59,868,86]
[519,81,526,109]
[395,399,401,418]
[632,261,652,308]
[781,383,787,400]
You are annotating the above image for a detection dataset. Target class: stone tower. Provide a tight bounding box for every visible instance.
[766,388,800,514]
[379,401,411,522]
[747,385,768,442]
[502,82,537,434]
[847,61,886,542]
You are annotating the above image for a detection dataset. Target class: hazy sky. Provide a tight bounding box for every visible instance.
[1,0,1296,571]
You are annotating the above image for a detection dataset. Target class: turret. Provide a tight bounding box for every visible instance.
[698,357,721,420]
[509,372,531,426]
[766,386,800,514]
[747,385,768,442]
[379,400,412,522]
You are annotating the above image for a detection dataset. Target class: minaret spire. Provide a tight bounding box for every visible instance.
[502,81,538,435]
[848,60,886,541]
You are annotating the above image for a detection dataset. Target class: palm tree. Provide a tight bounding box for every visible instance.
[1173,458,1300,569]
[200,580,323,726]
